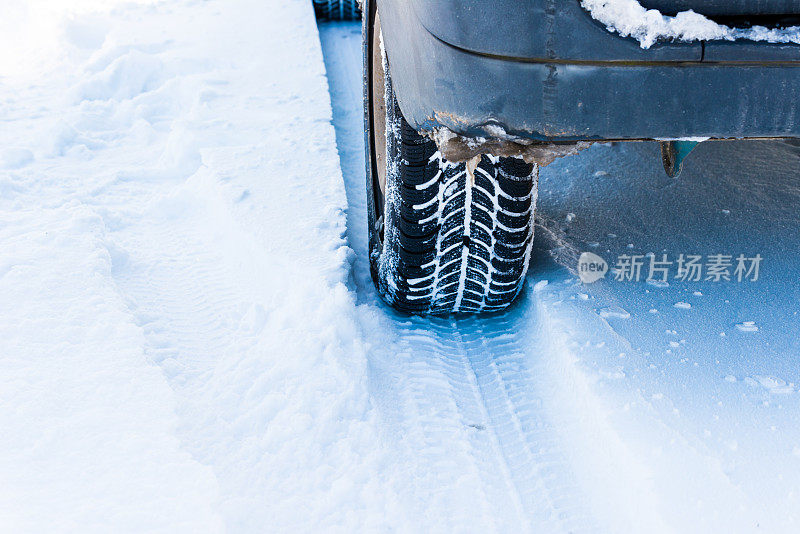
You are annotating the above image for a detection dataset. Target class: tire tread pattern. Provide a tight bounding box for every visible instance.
[373,90,538,315]
[313,0,361,20]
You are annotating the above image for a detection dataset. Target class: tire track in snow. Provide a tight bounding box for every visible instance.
[455,318,596,532]
[363,310,598,531]
[390,319,526,532]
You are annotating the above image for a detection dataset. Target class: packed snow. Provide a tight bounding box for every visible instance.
[582,0,800,48]
[2,1,800,532]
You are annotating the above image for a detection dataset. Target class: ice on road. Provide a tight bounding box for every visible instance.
[1,1,799,532]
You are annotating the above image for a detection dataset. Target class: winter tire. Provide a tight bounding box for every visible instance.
[364,2,539,315]
[313,0,361,20]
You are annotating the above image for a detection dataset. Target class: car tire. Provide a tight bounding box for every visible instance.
[312,0,361,20]
[365,2,538,315]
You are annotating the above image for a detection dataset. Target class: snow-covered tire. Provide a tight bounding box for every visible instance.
[365,3,538,315]
[313,0,361,20]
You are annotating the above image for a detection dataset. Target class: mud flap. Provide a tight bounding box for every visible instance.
[659,140,700,178]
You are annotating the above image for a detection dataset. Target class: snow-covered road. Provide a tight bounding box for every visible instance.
[1,1,798,531]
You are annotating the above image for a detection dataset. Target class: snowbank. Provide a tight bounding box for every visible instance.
[0,0,401,531]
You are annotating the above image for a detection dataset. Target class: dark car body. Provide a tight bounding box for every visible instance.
[373,0,800,143]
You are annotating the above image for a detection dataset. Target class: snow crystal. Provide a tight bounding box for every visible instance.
[600,366,627,379]
[534,279,550,292]
[736,321,759,332]
[599,305,631,319]
[747,376,796,394]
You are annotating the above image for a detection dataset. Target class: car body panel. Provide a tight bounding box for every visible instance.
[703,41,800,61]
[410,0,702,61]
[375,0,800,142]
